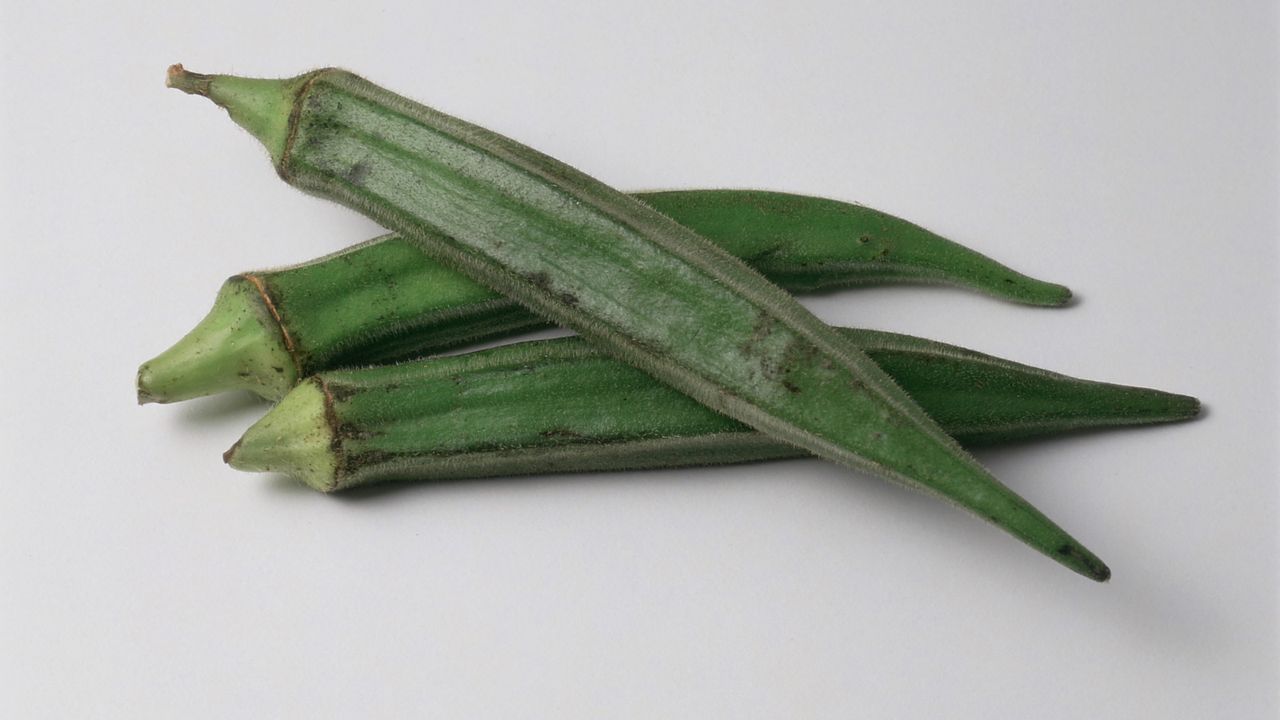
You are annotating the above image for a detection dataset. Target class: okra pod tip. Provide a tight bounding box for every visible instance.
[136,278,297,404]
[223,379,335,490]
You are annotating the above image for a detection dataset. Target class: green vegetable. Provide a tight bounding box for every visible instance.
[225,330,1199,491]
[137,191,1069,404]
[169,64,1108,580]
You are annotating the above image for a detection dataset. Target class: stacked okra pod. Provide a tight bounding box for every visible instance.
[141,64,1200,581]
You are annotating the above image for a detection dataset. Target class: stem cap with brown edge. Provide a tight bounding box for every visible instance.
[137,277,297,404]
[224,378,338,492]
[166,63,321,168]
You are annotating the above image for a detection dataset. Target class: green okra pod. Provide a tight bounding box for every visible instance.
[138,190,1069,404]
[170,64,1108,579]
[226,330,1199,491]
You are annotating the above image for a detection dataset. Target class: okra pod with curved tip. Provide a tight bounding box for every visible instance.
[137,190,1069,404]
[225,330,1200,491]
[639,190,1071,302]
[170,64,1108,580]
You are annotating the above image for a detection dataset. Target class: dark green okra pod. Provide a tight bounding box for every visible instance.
[226,330,1200,491]
[170,65,1107,579]
[138,191,1069,404]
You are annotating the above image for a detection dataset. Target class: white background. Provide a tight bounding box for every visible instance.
[1,1,1276,717]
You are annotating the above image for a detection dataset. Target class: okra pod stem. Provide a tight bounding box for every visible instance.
[138,193,1070,404]
[226,331,1199,491]
[170,65,1108,580]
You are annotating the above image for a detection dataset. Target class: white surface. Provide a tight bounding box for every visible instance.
[1,1,1276,717]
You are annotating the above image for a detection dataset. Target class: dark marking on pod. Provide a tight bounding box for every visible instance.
[522,270,578,306]
[345,161,371,186]
[326,382,361,403]
[540,428,583,439]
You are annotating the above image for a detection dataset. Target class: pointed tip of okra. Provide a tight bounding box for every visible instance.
[1005,278,1073,307]
[1188,396,1204,417]
[1043,283,1074,307]
[135,277,297,404]
[1087,386,1202,430]
[166,63,320,166]
[1164,392,1202,421]
[1014,520,1109,582]
[224,379,338,492]
[1058,543,1111,583]
[963,472,1112,582]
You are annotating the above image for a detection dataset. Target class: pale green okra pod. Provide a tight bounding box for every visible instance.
[169,64,1108,580]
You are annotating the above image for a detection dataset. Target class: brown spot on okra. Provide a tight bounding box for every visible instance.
[740,312,777,358]
[524,270,552,290]
[335,422,376,442]
[222,438,242,465]
[540,428,583,439]
[341,449,401,476]
[278,70,329,181]
[326,382,361,403]
[747,245,782,264]
[240,273,304,376]
[752,313,776,341]
[1056,543,1111,581]
[522,270,579,306]
[316,377,347,484]
[345,161,371,186]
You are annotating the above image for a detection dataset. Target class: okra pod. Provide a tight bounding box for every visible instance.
[138,191,1069,404]
[226,330,1199,491]
[170,65,1108,579]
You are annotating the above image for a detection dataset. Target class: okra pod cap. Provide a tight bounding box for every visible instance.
[223,379,334,488]
[137,278,296,404]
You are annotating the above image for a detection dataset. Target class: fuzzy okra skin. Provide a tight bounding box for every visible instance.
[226,330,1200,491]
[170,65,1108,580]
[137,190,1070,404]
